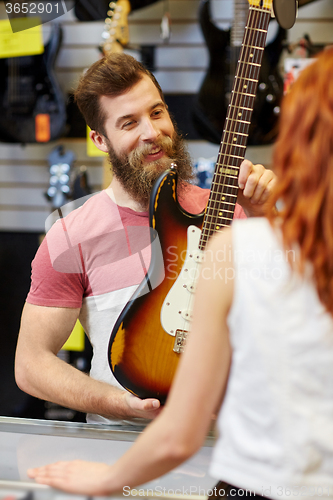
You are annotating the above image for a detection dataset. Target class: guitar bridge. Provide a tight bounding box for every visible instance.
[173,330,188,354]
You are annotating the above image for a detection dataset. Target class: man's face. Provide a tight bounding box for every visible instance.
[101,75,175,164]
[92,75,193,207]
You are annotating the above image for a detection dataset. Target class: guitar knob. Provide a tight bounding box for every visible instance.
[47,186,57,197]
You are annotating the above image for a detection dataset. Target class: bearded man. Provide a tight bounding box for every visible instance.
[15,54,275,424]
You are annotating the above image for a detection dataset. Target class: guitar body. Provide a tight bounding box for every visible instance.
[192,0,286,146]
[0,23,66,143]
[109,170,204,403]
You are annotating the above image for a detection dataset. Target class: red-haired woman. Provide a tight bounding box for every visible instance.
[28,48,333,500]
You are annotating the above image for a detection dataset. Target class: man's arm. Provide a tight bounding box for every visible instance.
[15,303,160,420]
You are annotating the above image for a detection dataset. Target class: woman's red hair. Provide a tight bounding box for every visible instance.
[267,48,333,315]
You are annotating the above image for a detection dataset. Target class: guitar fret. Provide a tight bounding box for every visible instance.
[221,143,248,151]
[235,76,258,83]
[212,191,238,199]
[243,44,264,51]
[225,118,251,125]
[201,219,234,234]
[219,144,247,153]
[209,202,236,208]
[213,175,238,183]
[222,130,248,137]
[206,209,235,215]
[229,104,253,112]
[218,151,245,160]
[210,194,238,203]
[209,204,237,211]
[250,6,271,14]
[202,221,233,234]
[231,90,256,98]
[232,87,257,96]
[247,26,267,33]
[238,61,262,68]
[216,158,241,166]
[234,82,258,94]
[222,143,247,149]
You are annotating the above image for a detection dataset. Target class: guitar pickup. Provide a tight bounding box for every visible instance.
[173,329,188,354]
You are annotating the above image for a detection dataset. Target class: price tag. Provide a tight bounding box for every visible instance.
[0,18,43,58]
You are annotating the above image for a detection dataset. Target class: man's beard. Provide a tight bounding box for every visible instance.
[105,128,194,208]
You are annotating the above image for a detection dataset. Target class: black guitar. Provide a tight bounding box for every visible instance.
[0,23,66,143]
[192,0,286,146]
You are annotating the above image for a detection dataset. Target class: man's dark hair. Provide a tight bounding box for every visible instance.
[74,53,165,136]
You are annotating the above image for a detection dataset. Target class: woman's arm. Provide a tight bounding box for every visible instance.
[27,228,235,496]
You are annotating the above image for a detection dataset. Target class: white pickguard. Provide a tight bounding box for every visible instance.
[161,225,204,336]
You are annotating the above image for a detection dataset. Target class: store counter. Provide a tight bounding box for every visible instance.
[0,416,216,499]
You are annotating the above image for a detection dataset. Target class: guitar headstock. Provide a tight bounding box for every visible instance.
[248,0,273,9]
[248,0,298,28]
[45,145,76,210]
[100,0,131,55]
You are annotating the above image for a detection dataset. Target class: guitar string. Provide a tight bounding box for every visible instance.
[200,1,270,248]
[178,5,271,337]
[201,6,259,245]
[201,5,268,250]
[215,6,265,221]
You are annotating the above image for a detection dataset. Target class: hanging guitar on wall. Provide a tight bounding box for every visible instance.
[192,0,286,146]
[74,0,162,21]
[108,0,293,403]
[0,23,66,144]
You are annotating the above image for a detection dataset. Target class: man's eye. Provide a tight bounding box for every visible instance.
[152,110,162,117]
[123,121,134,128]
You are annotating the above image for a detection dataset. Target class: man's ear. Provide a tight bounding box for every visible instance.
[89,130,109,153]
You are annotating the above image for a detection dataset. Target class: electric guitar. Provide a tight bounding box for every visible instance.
[0,23,66,143]
[192,0,286,146]
[99,0,131,55]
[108,0,276,403]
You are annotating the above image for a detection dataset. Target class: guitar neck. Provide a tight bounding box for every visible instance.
[199,3,271,251]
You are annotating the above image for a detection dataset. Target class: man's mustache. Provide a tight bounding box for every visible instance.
[128,136,174,165]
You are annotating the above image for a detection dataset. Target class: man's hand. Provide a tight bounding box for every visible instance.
[237,159,276,217]
[124,393,161,419]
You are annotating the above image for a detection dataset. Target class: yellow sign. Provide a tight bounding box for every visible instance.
[0,18,43,58]
[63,320,85,352]
[86,126,108,157]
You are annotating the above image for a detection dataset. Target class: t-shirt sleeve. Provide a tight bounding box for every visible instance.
[234,203,247,219]
[26,230,86,309]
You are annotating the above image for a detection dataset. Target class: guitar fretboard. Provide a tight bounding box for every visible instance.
[199,3,271,251]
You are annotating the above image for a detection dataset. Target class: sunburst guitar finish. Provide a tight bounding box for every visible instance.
[108,170,204,403]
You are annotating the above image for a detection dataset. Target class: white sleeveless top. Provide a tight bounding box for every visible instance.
[210,218,333,500]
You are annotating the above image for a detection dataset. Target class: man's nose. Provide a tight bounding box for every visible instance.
[140,118,160,142]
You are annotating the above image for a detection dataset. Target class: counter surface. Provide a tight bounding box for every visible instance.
[0,416,216,499]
